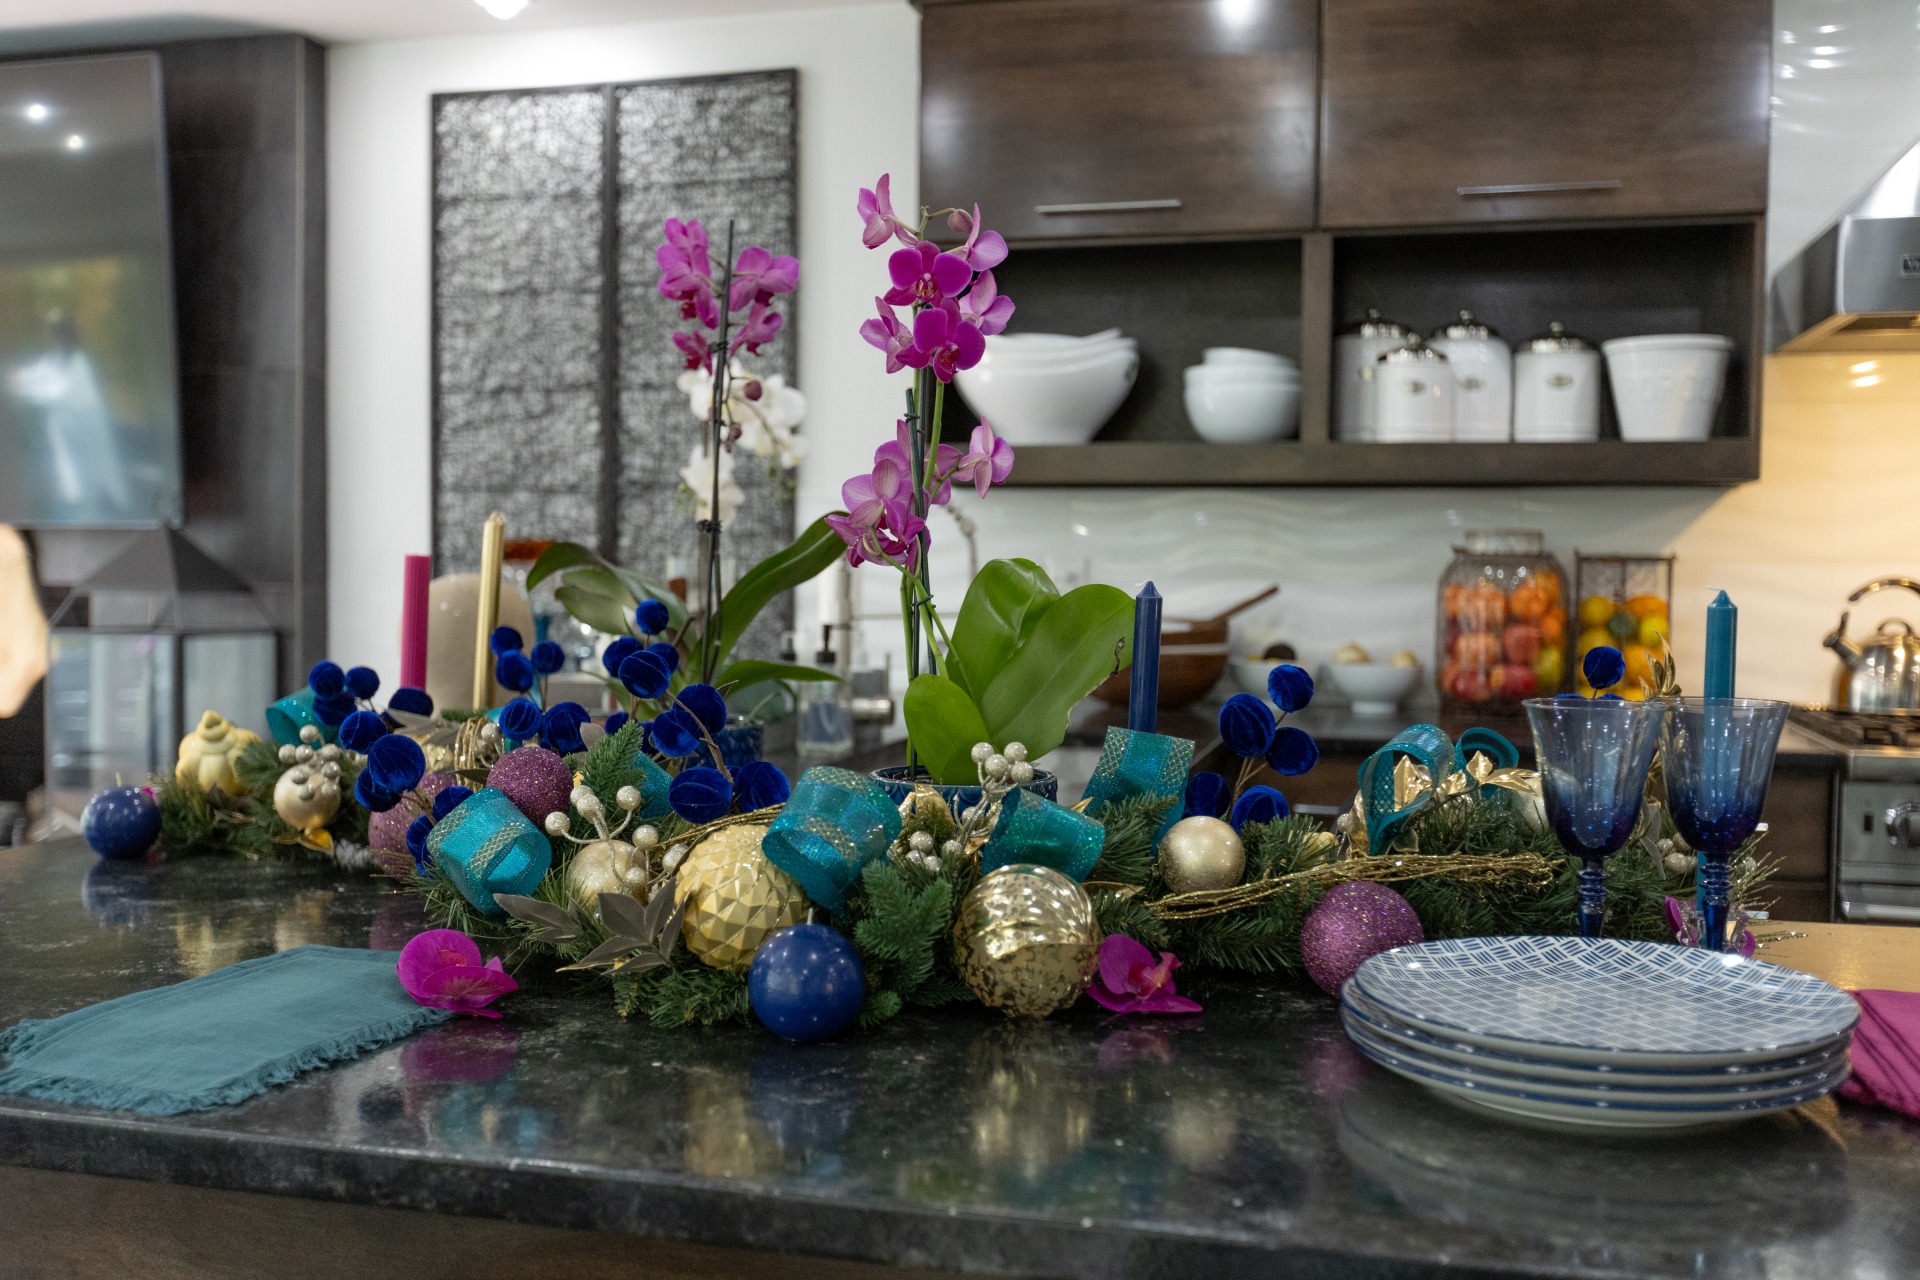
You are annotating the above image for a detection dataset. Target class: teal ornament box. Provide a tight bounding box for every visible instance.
[762,767,901,912]
[1079,726,1194,846]
[983,788,1104,881]
[427,787,553,915]
[265,687,336,747]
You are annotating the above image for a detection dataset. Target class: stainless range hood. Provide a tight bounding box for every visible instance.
[1772,138,1920,352]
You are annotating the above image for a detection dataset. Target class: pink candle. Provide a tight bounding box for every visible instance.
[400,554,431,689]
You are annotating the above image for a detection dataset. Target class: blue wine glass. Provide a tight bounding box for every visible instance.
[1660,698,1789,953]
[1524,698,1666,938]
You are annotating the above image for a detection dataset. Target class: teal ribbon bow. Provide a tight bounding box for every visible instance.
[426,787,554,915]
[1078,726,1194,847]
[984,788,1106,881]
[626,749,674,821]
[761,767,901,913]
[265,687,336,747]
[1356,724,1521,853]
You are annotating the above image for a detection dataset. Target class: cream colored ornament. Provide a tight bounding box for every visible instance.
[565,839,646,906]
[273,762,341,852]
[1158,816,1245,894]
[673,823,808,970]
[953,863,1100,1018]
[176,710,260,796]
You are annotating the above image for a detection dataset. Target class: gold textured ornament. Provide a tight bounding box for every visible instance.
[953,863,1100,1018]
[564,839,645,907]
[673,823,809,970]
[176,710,259,795]
[272,762,341,852]
[1158,816,1245,893]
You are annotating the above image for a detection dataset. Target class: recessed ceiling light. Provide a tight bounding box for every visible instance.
[23,102,47,122]
[476,0,528,17]
[63,133,84,151]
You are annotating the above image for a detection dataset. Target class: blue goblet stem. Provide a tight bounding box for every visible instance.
[1576,858,1607,938]
[1699,853,1732,953]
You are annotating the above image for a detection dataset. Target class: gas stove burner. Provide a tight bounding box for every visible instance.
[1791,706,1920,752]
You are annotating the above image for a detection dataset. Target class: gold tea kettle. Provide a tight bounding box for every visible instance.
[1824,577,1920,711]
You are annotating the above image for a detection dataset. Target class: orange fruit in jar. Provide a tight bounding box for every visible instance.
[1578,595,1615,629]
[1457,583,1506,632]
[1622,643,1657,689]
[1531,570,1561,599]
[1625,594,1668,620]
[1533,646,1564,689]
[1443,583,1466,617]
[1575,627,1612,658]
[1540,611,1566,643]
[1507,584,1549,622]
[1453,630,1503,670]
[1638,614,1669,648]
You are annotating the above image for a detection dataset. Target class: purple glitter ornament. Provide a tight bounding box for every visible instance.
[368,772,457,855]
[1299,881,1423,996]
[485,744,573,826]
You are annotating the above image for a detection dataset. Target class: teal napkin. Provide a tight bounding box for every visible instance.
[0,945,450,1115]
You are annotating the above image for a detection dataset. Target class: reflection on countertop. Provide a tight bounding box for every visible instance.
[0,839,1916,1277]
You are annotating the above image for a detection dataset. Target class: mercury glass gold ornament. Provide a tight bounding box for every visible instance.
[1158,816,1245,894]
[273,763,342,831]
[673,823,809,970]
[548,785,656,911]
[176,710,260,795]
[953,863,1100,1018]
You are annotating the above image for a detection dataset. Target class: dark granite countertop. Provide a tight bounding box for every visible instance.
[3,839,1916,1278]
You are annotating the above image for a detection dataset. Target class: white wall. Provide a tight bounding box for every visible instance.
[326,0,916,681]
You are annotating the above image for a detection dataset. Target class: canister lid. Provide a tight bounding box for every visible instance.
[1521,321,1593,353]
[1433,309,1498,340]
[1339,307,1407,339]
[1378,334,1448,363]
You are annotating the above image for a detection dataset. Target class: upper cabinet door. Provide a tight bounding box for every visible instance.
[920,0,1319,243]
[1319,0,1772,229]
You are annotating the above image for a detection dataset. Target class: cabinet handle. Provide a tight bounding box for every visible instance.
[1457,180,1624,197]
[1034,199,1183,215]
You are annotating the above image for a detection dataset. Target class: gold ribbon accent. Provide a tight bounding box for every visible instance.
[1394,750,1539,809]
[1139,850,1559,921]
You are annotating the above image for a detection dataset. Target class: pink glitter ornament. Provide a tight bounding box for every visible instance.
[485,744,572,825]
[1299,881,1423,996]
[367,771,456,855]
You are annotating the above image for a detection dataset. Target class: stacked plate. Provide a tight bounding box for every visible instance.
[1341,936,1860,1132]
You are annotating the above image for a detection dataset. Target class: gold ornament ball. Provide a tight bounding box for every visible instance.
[564,839,646,909]
[672,823,809,970]
[953,863,1101,1018]
[272,766,340,832]
[177,710,260,795]
[1158,816,1245,894]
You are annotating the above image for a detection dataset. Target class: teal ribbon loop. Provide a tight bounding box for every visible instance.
[265,687,336,747]
[626,749,674,821]
[985,788,1106,881]
[761,767,901,913]
[1356,724,1521,853]
[427,787,553,915]
[1079,726,1194,847]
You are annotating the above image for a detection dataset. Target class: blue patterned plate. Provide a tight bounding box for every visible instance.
[1350,936,1859,1067]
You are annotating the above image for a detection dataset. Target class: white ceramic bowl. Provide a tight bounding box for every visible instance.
[1183,372,1300,443]
[956,346,1139,445]
[1184,363,1299,384]
[1601,334,1732,442]
[1204,346,1297,370]
[1329,661,1421,716]
[985,332,1135,366]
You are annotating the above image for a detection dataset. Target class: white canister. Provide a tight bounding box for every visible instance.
[1601,333,1732,442]
[1429,310,1512,443]
[1334,309,1411,441]
[1373,339,1454,443]
[1512,322,1601,443]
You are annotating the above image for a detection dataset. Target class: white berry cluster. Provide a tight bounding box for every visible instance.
[277,724,344,805]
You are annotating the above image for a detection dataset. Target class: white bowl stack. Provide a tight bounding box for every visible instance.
[1602,334,1732,442]
[1182,347,1301,443]
[954,330,1139,446]
[1341,936,1859,1133]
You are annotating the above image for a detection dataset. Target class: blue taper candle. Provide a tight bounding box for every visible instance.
[1129,582,1162,733]
[1704,589,1737,699]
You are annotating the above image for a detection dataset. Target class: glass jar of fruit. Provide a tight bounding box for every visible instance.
[1572,553,1674,699]
[1437,530,1570,710]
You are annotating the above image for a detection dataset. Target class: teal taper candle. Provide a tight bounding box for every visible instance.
[1704,589,1737,698]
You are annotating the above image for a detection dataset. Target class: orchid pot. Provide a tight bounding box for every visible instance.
[870,764,1057,821]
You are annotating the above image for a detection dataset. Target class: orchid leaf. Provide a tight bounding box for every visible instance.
[943,557,1058,701]
[530,540,688,634]
[709,515,846,674]
[716,659,839,688]
[555,584,639,638]
[974,582,1133,764]
[904,673,993,785]
[524,541,603,591]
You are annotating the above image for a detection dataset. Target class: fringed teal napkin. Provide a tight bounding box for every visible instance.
[0,945,450,1115]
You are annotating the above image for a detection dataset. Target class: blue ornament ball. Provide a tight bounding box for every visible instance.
[82,786,161,860]
[749,924,866,1042]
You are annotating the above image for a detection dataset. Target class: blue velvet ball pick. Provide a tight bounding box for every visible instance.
[634,598,671,636]
[603,710,630,736]
[1184,771,1227,819]
[647,641,681,675]
[338,709,388,753]
[619,650,672,700]
[541,702,590,755]
[405,815,433,870]
[432,785,474,821]
[498,697,542,742]
[530,640,566,675]
[1268,663,1315,714]
[353,768,401,813]
[602,637,642,677]
[1266,726,1320,777]
[669,765,733,823]
[345,666,380,700]
[677,683,728,733]
[388,687,434,717]
[307,660,346,698]
[649,708,702,758]
[1218,693,1276,759]
[749,924,866,1042]
[82,786,160,859]
[1229,784,1290,831]
[495,651,535,694]
[311,692,355,727]
[734,760,791,811]
[1583,645,1626,692]
[489,626,524,656]
[367,733,426,795]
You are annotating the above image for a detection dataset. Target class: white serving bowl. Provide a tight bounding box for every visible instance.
[1601,334,1732,442]
[1329,661,1421,716]
[1183,372,1300,443]
[985,332,1135,366]
[956,346,1139,445]
[1204,346,1297,370]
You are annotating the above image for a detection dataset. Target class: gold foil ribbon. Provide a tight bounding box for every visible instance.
[1140,849,1559,921]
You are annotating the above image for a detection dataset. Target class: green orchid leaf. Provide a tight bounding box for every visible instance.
[974,582,1133,763]
[716,659,840,688]
[904,673,993,784]
[944,557,1058,701]
[555,583,639,638]
[524,541,603,591]
[564,566,635,606]
[529,541,689,634]
[709,514,847,672]
[610,570,688,631]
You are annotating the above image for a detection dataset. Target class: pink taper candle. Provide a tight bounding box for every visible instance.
[400,554,431,689]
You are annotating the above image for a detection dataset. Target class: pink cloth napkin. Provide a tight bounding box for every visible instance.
[1837,989,1920,1117]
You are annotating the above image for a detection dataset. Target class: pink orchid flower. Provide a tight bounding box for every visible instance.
[1087,934,1202,1015]
[951,421,1015,498]
[842,455,911,529]
[874,418,960,506]
[959,270,1014,336]
[672,330,711,373]
[656,218,718,329]
[728,245,800,311]
[859,298,917,374]
[910,299,986,382]
[825,505,927,571]
[857,173,918,250]
[951,204,1008,272]
[884,240,973,308]
[396,929,518,1019]
[728,300,783,358]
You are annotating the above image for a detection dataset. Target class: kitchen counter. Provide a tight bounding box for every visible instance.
[4,839,1920,1279]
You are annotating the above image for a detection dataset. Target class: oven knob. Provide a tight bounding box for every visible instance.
[1887,804,1920,849]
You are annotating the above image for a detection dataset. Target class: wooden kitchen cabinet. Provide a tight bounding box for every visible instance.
[919,0,1318,243]
[1319,0,1772,229]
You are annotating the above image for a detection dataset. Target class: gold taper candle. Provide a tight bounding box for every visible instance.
[471,511,506,709]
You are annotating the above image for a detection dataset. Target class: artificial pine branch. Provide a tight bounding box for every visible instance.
[1085,795,1173,883]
